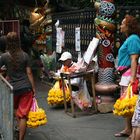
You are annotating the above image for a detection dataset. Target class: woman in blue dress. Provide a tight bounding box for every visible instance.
[114,15,140,140]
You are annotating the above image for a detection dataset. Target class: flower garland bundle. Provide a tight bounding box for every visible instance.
[27,98,47,128]
[113,84,138,117]
[47,80,70,105]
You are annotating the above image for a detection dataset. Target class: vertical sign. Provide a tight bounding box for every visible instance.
[75,27,80,52]
[56,27,65,53]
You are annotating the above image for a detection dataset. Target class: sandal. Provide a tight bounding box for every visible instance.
[114,132,130,137]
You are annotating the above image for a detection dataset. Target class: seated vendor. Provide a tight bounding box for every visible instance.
[50,51,92,110]
[59,52,92,110]
[58,51,80,91]
[59,52,75,72]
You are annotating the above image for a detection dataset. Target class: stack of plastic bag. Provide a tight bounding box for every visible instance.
[72,80,92,110]
[27,98,47,128]
[47,80,70,105]
[113,84,138,117]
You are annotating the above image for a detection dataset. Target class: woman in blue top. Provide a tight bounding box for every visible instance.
[115,15,140,139]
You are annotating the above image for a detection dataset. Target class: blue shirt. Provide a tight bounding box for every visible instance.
[118,34,140,67]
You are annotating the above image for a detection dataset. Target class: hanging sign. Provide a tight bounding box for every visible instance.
[75,27,80,52]
[56,27,65,53]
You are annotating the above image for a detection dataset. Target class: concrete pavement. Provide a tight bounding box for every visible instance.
[24,80,127,140]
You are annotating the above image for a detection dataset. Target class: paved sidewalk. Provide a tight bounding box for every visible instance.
[24,81,127,140]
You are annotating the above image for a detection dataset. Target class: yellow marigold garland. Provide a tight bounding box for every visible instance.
[27,98,47,128]
[113,84,138,117]
[47,80,70,105]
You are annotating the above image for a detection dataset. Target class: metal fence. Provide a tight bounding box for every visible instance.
[0,74,14,140]
[52,6,140,61]
[52,8,96,62]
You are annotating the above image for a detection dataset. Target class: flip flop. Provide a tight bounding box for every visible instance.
[114,132,130,137]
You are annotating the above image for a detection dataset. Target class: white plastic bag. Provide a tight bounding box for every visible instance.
[72,80,92,110]
[70,77,81,86]
[76,58,87,72]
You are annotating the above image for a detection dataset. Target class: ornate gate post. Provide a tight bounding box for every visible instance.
[94,0,118,112]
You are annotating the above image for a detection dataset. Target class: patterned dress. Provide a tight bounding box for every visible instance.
[132,94,140,127]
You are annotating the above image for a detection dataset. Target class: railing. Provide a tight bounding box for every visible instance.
[0,74,14,140]
[52,8,96,62]
[52,6,140,61]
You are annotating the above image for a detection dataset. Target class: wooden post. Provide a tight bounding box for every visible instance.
[91,72,97,112]
[60,73,67,112]
[67,75,76,118]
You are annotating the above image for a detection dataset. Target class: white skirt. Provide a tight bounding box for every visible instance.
[119,75,131,86]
